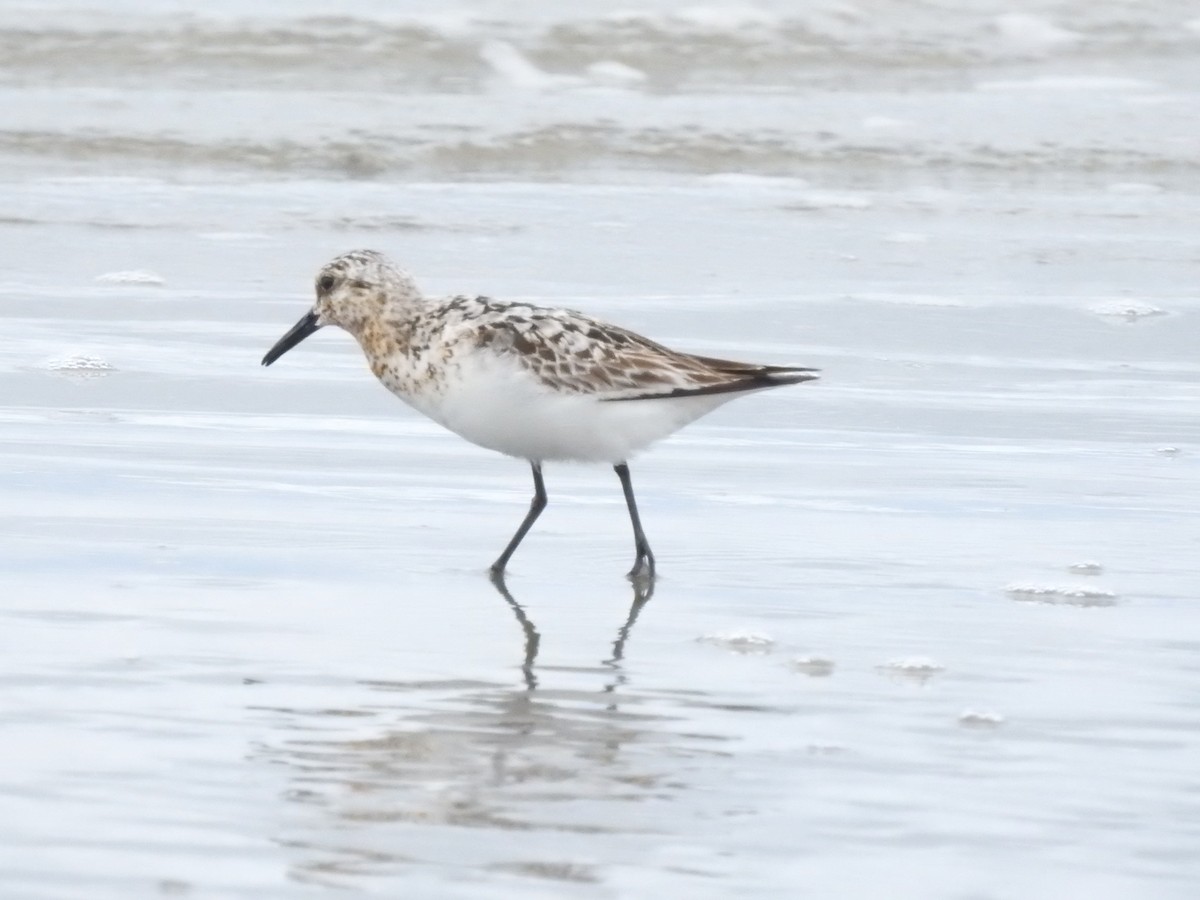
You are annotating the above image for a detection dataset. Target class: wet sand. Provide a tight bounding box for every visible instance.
[3,3,1200,897]
[4,180,1199,898]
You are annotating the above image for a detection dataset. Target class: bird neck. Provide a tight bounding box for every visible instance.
[355,303,429,362]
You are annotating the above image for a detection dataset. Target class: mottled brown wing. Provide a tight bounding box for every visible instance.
[472,304,818,400]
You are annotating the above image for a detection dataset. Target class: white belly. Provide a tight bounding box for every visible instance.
[384,349,732,463]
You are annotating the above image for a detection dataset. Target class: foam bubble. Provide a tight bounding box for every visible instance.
[95,270,165,286]
[959,710,1005,729]
[845,291,966,308]
[788,656,835,677]
[879,657,944,682]
[806,743,848,756]
[44,354,116,380]
[1006,584,1118,607]
[697,631,775,654]
[782,190,872,211]
[1090,299,1167,321]
[1067,562,1104,576]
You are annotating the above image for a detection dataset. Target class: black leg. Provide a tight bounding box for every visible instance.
[490,462,547,576]
[614,463,655,581]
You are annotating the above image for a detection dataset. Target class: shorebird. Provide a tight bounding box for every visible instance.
[262,250,818,580]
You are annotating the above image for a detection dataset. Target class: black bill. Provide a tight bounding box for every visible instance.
[262,310,321,366]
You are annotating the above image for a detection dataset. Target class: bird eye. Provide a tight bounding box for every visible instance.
[317,274,336,293]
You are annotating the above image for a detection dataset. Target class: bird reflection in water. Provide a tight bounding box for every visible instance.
[488,569,654,691]
[261,576,676,889]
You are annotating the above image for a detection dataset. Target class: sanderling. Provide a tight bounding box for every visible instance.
[262,250,819,580]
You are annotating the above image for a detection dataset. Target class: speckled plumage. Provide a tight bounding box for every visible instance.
[262,249,820,577]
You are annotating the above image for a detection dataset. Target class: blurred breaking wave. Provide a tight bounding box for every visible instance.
[0,2,1196,181]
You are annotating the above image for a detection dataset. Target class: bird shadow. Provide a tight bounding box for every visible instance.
[488,570,655,692]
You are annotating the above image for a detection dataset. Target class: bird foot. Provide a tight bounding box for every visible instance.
[627,556,656,584]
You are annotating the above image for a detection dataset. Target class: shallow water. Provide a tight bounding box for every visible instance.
[3,2,1200,898]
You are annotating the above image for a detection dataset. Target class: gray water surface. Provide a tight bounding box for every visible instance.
[2,3,1199,898]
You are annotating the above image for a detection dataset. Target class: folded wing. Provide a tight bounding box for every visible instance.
[469,301,819,401]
